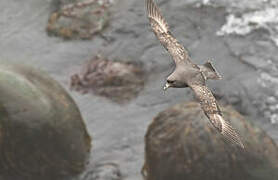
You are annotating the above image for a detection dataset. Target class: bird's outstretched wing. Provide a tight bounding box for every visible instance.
[190,84,244,149]
[146,0,191,64]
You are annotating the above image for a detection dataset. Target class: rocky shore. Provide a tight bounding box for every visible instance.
[1,0,278,179]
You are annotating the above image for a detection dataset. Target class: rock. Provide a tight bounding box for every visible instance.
[0,63,91,180]
[83,163,122,180]
[143,102,278,180]
[47,0,111,40]
[3,0,278,178]
[70,55,145,104]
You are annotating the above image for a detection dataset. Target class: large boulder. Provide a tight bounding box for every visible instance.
[0,63,91,180]
[143,102,278,180]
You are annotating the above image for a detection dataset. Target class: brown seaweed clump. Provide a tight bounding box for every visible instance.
[143,102,278,180]
[47,0,111,40]
[70,55,145,103]
[0,62,91,180]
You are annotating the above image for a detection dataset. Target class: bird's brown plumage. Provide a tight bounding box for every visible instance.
[191,85,244,148]
[146,0,191,65]
[146,0,244,149]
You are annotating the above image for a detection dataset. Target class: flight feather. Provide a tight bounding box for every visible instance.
[146,0,191,64]
[191,84,244,149]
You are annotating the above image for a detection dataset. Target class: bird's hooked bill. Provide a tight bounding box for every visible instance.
[163,83,170,91]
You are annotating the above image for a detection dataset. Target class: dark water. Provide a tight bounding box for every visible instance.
[1,0,278,179]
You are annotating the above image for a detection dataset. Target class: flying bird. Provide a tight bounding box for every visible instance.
[145,0,244,149]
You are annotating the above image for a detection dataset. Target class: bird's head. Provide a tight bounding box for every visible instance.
[164,69,190,91]
[163,77,188,91]
[163,79,174,91]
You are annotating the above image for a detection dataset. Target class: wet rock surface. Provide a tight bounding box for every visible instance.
[143,102,278,180]
[216,0,278,125]
[0,63,91,180]
[1,0,278,179]
[47,0,111,39]
[70,55,145,104]
[82,163,122,180]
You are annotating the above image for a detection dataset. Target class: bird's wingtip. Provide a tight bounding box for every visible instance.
[215,114,245,149]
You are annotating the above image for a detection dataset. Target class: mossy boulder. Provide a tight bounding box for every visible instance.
[143,102,278,180]
[0,63,91,180]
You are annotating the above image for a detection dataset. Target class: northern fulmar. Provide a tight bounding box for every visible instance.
[145,0,244,149]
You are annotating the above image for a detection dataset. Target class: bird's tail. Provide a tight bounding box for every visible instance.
[199,61,222,80]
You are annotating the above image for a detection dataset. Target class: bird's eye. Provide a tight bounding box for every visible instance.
[167,80,174,84]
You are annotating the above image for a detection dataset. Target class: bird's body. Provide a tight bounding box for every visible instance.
[146,0,244,149]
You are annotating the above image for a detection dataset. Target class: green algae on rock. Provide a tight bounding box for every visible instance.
[70,55,145,104]
[47,0,111,40]
[0,63,91,180]
[143,102,278,180]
